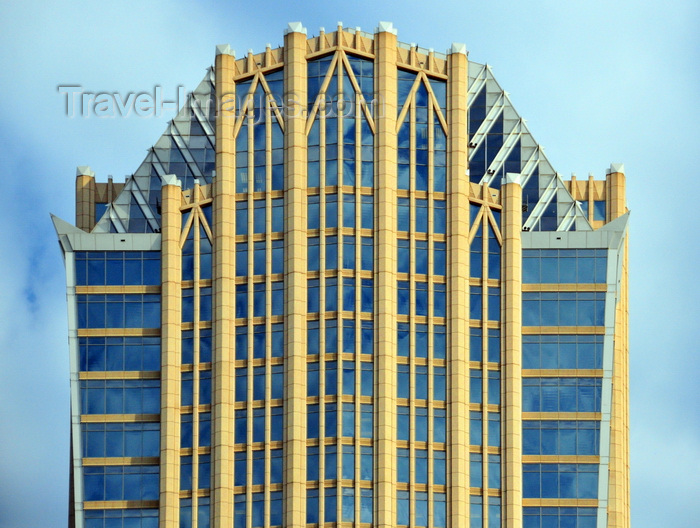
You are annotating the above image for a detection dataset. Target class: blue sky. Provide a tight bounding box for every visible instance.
[0,0,698,526]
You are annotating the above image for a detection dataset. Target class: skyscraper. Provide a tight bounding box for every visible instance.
[54,21,629,528]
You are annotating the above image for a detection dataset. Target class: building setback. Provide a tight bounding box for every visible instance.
[54,21,629,528]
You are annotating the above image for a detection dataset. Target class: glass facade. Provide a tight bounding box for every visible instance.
[60,24,628,528]
[75,250,161,525]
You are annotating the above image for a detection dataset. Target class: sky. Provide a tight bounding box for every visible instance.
[0,0,697,526]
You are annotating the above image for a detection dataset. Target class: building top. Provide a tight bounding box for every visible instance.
[89,22,607,235]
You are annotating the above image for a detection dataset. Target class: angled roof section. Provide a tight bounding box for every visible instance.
[93,68,216,233]
[467,61,591,232]
[92,44,591,234]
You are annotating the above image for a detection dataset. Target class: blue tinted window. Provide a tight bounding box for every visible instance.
[415,407,428,442]
[199,412,211,447]
[470,411,482,446]
[258,448,274,484]
[271,198,284,232]
[434,241,446,275]
[271,240,284,274]
[488,413,501,447]
[397,405,409,441]
[253,283,265,317]
[488,287,500,321]
[235,201,248,234]
[325,403,337,438]
[343,277,355,312]
[434,199,446,234]
[236,242,248,276]
[523,292,606,326]
[326,194,338,228]
[361,196,373,229]
[342,446,354,479]
[471,223,483,279]
[398,198,410,231]
[234,452,246,486]
[80,379,159,414]
[343,235,355,269]
[523,249,607,284]
[308,195,320,229]
[308,237,320,271]
[488,371,500,404]
[434,450,446,485]
[253,408,265,442]
[306,490,319,523]
[416,282,428,316]
[180,414,193,447]
[397,489,410,525]
[307,279,320,313]
[271,281,284,316]
[415,365,428,400]
[75,251,160,286]
[83,465,159,501]
[488,329,500,363]
[326,320,337,354]
[415,199,428,233]
[361,362,373,396]
[523,334,603,369]
[523,464,598,499]
[415,240,428,274]
[361,489,373,523]
[342,364,355,396]
[593,200,606,221]
[470,286,482,320]
[523,378,602,412]
[488,454,501,489]
[325,235,338,270]
[487,224,501,280]
[434,325,446,359]
[470,453,482,487]
[434,408,446,443]
[79,336,160,372]
[434,283,446,317]
[235,284,247,318]
[361,403,373,438]
[362,279,373,313]
[470,370,482,404]
[326,277,338,311]
[325,488,337,523]
[82,422,159,457]
[397,281,410,315]
[199,370,211,405]
[523,420,600,455]
[361,237,373,271]
[235,409,247,444]
[434,367,446,401]
[343,194,355,228]
[84,509,158,527]
[397,239,410,274]
[307,404,319,439]
[77,294,160,329]
[470,328,483,361]
[523,507,598,527]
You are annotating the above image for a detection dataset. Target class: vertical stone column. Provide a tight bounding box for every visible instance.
[606,164,629,528]
[283,22,308,528]
[160,180,182,527]
[374,21,398,528]
[607,164,626,222]
[212,44,236,527]
[502,174,523,528]
[76,166,96,231]
[446,42,470,526]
